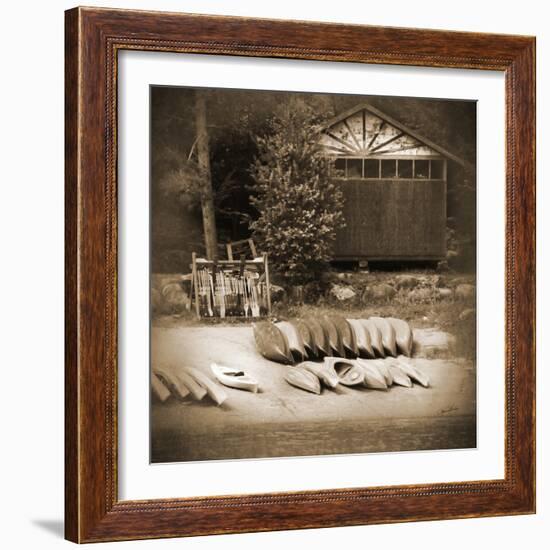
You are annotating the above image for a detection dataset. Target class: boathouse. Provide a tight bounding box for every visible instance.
[320,103,465,263]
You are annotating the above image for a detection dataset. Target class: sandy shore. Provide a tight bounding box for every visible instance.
[151,325,476,462]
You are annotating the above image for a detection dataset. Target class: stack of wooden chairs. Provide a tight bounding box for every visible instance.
[191,239,272,319]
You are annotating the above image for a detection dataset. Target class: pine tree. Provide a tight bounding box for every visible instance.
[250,100,345,284]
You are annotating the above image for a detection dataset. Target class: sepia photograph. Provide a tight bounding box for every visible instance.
[149,86,477,463]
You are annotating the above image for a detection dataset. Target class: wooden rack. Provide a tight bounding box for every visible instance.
[190,252,272,319]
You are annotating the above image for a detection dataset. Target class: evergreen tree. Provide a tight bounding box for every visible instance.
[250,100,345,284]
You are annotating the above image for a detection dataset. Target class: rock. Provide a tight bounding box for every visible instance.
[413,328,455,358]
[408,287,434,302]
[455,284,475,300]
[161,282,190,313]
[395,274,420,289]
[437,288,453,299]
[459,308,476,321]
[151,288,163,315]
[304,281,325,303]
[270,284,286,303]
[362,283,396,302]
[330,284,357,302]
[151,273,186,292]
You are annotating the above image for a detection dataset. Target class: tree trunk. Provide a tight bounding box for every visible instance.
[195,91,218,260]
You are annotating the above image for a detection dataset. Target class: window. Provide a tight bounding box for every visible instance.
[333,158,346,176]
[381,159,397,178]
[330,157,446,180]
[414,159,429,178]
[364,159,379,178]
[431,159,445,179]
[398,159,413,178]
[347,159,362,178]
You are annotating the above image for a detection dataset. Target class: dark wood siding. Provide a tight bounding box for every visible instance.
[334,179,446,260]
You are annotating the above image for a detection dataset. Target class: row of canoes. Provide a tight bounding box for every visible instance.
[285,356,429,395]
[151,355,428,405]
[152,364,260,406]
[254,316,413,365]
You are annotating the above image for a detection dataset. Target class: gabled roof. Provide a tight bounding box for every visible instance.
[319,101,465,166]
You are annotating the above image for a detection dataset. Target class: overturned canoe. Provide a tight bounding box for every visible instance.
[211,363,259,393]
[324,357,364,386]
[185,366,228,406]
[154,366,191,400]
[319,316,345,357]
[292,319,317,359]
[382,359,413,387]
[388,366,412,387]
[355,359,388,390]
[300,361,339,389]
[151,372,171,402]
[304,317,330,357]
[253,321,293,364]
[396,356,430,387]
[347,318,375,358]
[328,315,358,358]
[285,366,321,394]
[388,318,413,357]
[369,317,397,357]
[175,369,208,400]
[369,359,394,386]
[276,321,307,362]
[361,319,385,357]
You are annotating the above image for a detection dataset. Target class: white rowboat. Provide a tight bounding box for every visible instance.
[211,363,259,393]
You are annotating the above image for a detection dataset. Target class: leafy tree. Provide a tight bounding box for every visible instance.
[155,89,267,248]
[250,99,345,284]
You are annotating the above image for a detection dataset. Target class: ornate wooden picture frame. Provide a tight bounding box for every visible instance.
[65,6,535,543]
